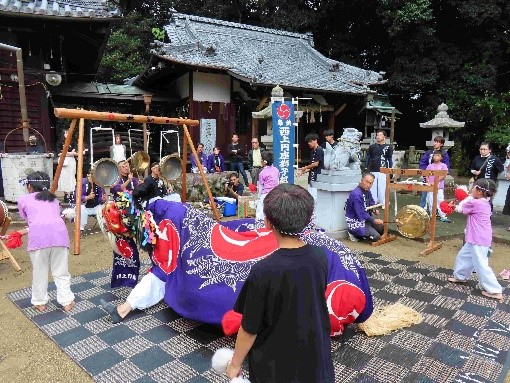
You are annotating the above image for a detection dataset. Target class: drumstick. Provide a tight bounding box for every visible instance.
[366,203,383,211]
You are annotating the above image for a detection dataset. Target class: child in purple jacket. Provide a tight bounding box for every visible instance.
[15,171,75,312]
[448,178,502,300]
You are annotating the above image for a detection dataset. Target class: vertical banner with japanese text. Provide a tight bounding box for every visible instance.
[272,100,295,184]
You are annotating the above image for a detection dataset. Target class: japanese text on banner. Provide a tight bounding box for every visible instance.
[271,101,295,184]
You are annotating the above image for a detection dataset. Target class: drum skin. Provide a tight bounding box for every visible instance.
[395,204,429,238]
[0,200,8,227]
[92,158,119,188]
[160,154,182,181]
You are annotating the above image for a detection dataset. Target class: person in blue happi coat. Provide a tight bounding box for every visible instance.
[345,173,384,242]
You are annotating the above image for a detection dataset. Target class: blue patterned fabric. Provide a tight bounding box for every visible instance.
[145,200,373,327]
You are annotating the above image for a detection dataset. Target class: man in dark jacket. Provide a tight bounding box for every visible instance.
[227,133,249,185]
[133,162,167,206]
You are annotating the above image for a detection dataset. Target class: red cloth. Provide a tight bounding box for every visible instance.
[439,201,455,215]
[248,183,257,193]
[5,231,23,249]
[454,187,469,202]
[222,310,242,336]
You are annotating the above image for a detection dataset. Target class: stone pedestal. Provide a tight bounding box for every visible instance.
[1,153,54,202]
[312,169,361,239]
[494,176,509,212]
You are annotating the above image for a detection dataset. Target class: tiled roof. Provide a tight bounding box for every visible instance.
[51,83,178,102]
[0,0,121,19]
[153,12,382,95]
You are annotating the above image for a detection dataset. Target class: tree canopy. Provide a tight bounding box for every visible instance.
[98,0,510,170]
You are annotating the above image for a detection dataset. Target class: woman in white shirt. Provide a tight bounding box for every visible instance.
[110,133,127,163]
[57,129,77,203]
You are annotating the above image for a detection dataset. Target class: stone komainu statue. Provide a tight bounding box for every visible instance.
[324,128,362,171]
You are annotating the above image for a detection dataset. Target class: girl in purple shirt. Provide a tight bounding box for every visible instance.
[14,171,75,312]
[255,151,279,220]
[448,179,502,300]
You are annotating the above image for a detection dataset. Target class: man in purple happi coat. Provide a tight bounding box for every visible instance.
[345,173,384,242]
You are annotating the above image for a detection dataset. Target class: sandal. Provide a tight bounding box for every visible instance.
[448,277,466,283]
[481,291,503,301]
[63,301,76,312]
[100,299,124,324]
[34,305,46,312]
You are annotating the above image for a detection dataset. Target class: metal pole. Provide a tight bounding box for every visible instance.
[390,109,396,144]
[0,43,30,141]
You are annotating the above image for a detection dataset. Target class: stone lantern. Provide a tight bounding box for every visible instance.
[419,103,464,149]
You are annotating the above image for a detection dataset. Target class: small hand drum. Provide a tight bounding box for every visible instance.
[395,205,429,238]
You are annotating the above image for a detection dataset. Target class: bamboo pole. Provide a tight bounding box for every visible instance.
[143,95,152,178]
[54,108,199,126]
[182,125,221,221]
[50,119,77,193]
[182,131,188,203]
[73,118,85,255]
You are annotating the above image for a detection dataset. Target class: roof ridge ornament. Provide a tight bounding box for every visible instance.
[204,45,216,56]
[271,84,283,97]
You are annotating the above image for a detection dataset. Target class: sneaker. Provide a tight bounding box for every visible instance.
[499,269,510,280]
[439,217,451,223]
[348,232,360,242]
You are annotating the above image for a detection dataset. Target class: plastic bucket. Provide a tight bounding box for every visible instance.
[223,201,237,217]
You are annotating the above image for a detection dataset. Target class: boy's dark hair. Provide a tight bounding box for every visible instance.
[197,142,204,147]
[432,150,443,157]
[150,162,159,169]
[263,184,314,236]
[433,136,445,145]
[362,172,375,180]
[473,178,497,198]
[376,130,387,136]
[322,129,334,137]
[229,172,238,180]
[232,133,239,137]
[27,171,56,202]
[480,142,491,150]
[305,133,319,143]
[261,151,274,166]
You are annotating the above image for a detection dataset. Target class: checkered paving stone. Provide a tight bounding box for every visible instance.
[7,252,510,382]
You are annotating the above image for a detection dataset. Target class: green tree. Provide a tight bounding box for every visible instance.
[98,0,510,165]
[97,1,173,83]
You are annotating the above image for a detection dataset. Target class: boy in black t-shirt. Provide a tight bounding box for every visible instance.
[297,133,324,202]
[227,184,334,383]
